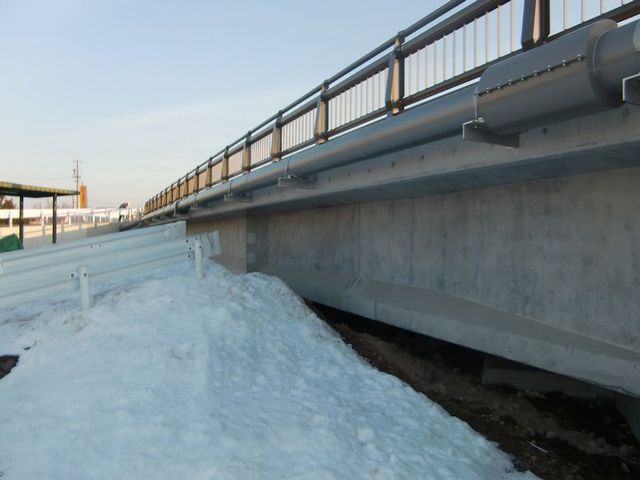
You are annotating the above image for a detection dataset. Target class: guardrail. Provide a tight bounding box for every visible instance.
[0,222,221,310]
[144,0,640,215]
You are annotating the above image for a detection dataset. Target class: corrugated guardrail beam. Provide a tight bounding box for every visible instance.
[0,222,221,311]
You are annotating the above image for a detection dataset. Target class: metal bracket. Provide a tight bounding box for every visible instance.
[462,119,519,148]
[277,174,315,189]
[622,73,640,105]
[223,192,251,203]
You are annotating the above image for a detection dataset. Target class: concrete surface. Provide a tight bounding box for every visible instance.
[188,165,640,397]
[181,106,640,398]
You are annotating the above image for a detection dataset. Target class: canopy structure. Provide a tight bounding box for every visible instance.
[0,181,78,245]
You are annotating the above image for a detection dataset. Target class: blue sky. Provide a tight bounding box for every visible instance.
[0,0,443,207]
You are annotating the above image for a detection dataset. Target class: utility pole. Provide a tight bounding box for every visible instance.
[72,159,80,208]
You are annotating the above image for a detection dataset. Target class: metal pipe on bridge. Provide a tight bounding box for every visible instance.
[145,19,640,222]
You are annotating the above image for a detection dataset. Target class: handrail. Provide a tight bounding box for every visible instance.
[144,0,640,215]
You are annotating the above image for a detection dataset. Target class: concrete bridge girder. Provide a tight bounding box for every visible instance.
[187,105,640,398]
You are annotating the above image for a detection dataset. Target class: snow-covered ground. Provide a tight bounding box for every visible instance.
[0,261,537,479]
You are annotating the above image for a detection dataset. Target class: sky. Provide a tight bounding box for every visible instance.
[0,0,444,207]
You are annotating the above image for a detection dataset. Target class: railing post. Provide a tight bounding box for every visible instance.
[521,0,550,51]
[206,157,213,187]
[242,132,252,172]
[385,34,405,116]
[194,169,200,192]
[314,81,329,144]
[271,111,283,162]
[221,146,230,181]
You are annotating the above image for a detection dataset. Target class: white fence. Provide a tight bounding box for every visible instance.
[0,207,143,250]
[0,207,141,226]
[0,221,220,311]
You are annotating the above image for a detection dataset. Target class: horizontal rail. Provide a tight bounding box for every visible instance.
[145,0,640,215]
[0,222,221,310]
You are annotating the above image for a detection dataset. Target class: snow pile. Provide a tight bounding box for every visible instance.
[0,261,537,479]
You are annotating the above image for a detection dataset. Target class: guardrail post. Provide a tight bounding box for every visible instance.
[194,237,204,279]
[385,34,405,116]
[242,132,252,172]
[221,146,230,181]
[314,81,329,144]
[271,111,283,162]
[521,0,550,50]
[78,266,92,310]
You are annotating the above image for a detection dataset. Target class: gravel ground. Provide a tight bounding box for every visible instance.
[312,304,640,480]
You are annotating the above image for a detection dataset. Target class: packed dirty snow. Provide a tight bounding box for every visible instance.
[0,260,537,479]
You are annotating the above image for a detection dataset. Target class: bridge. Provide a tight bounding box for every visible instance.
[141,0,640,404]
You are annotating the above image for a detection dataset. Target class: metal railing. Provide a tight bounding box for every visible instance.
[0,222,222,310]
[145,0,640,215]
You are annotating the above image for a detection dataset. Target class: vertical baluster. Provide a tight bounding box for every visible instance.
[371,75,375,112]
[330,97,335,130]
[463,23,467,72]
[445,36,448,79]
[485,14,489,63]
[373,74,378,110]
[407,54,412,96]
[425,46,430,88]
[443,35,447,80]
[473,17,478,67]
[415,50,420,93]
[303,113,307,143]
[434,39,438,83]
[288,122,292,151]
[364,77,368,114]
[497,4,502,58]
[510,1,515,52]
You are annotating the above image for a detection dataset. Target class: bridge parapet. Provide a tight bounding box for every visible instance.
[144,0,640,218]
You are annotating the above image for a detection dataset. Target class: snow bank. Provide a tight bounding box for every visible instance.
[0,261,537,479]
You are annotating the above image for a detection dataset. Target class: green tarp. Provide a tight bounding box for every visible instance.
[0,234,23,253]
